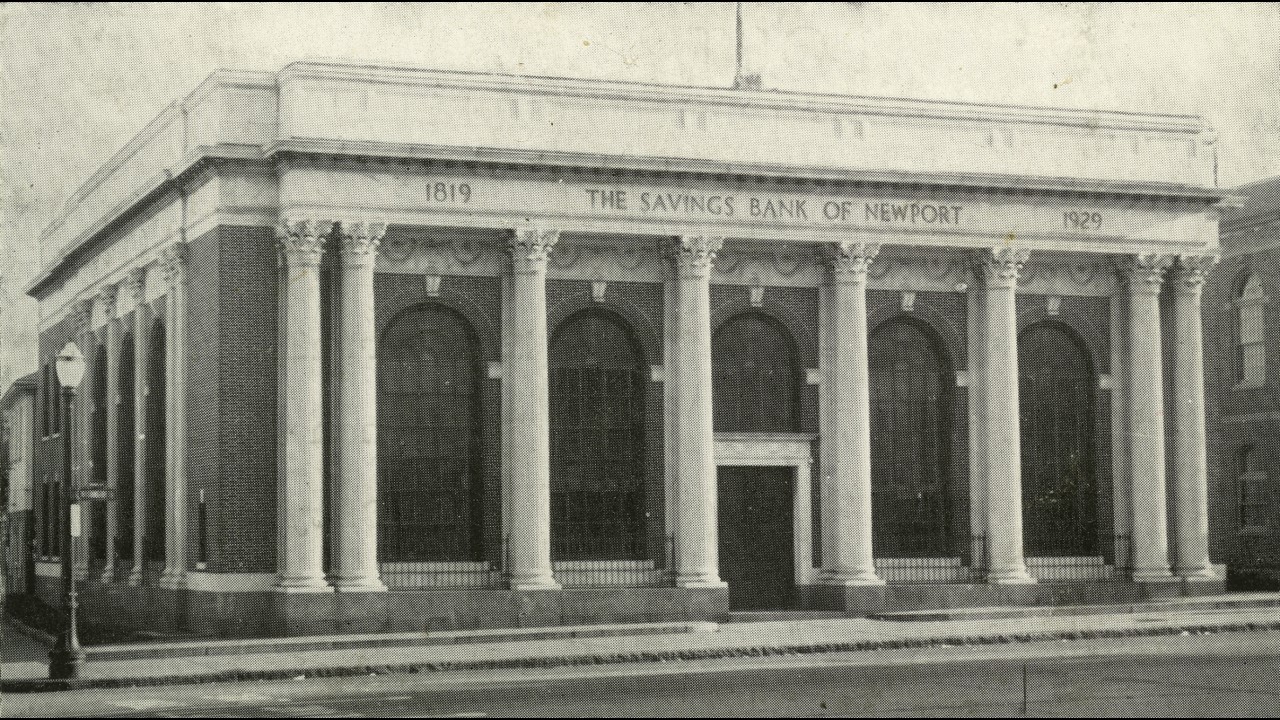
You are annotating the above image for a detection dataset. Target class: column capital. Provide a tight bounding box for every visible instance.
[508,228,559,273]
[160,242,189,285]
[1120,252,1174,295]
[277,218,330,266]
[337,220,387,263]
[1173,254,1219,293]
[72,298,94,335]
[98,284,119,319]
[829,240,880,280]
[668,235,723,277]
[125,266,148,304]
[975,247,1029,288]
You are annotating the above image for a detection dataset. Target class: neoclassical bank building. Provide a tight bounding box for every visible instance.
[23,62,1231,636]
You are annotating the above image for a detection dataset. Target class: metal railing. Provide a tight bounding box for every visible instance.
[1025,555,1112,582]
[380,560,502,590]
[552,560,663,587]
[874,556,975,584]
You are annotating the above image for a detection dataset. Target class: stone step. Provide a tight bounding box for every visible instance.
[867,593,1280,622]
[725,610,849,623]
[81,620,719,661]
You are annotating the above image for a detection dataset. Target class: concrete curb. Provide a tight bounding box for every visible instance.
[6,618,1280,694]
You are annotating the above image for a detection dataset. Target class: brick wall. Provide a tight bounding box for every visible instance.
[1204,234,1280,576]
[215,225,280,573]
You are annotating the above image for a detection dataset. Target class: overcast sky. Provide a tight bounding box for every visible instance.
[2,2,1278,383]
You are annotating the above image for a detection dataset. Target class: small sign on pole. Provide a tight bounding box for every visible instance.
[70,503,82,538]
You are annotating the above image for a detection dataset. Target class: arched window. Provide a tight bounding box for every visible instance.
[1019,322,1097,556]
[90,343,108,560]
[869,319,954,557]
[377,304,482,562]
[712,312,800,432]
[145,320,166,563]
[117,333,136,562]
[1237,273,1266,386]
[549,310,647,560]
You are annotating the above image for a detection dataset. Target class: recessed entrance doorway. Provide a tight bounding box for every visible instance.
[718,466,796,610]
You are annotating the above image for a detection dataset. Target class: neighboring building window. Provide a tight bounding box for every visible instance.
[1237,273,1266,386]
[41,363,50,437]
[1239,447,1270,532]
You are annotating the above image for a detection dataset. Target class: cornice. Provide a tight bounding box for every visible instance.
[278,60,1210,135]
[267,138,1233,206]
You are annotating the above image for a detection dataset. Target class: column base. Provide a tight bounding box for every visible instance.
[508,570,560,591]
[1131,567,1177,582]
[675,574,727,590]
[986,566,1037,585]
[157,570,188,590]
[331,577,388,593]
[274,575,334,593]
[98,564,116,584]
[127,568,144,587]
[1176,564,1220,581]
[509,580,562,591]
[821,569,885,587]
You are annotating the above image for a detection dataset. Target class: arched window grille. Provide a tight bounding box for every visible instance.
[1018,321,1098,556]
[712,312,800,433]
[549,310,647,560]
[869,318,954,557]
[377,304,483,562]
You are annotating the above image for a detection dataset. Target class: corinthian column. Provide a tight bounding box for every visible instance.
[100,285,121,583]
[72,299,94,580]
[275,220,332,593]
[126,267,150,586]
[821,240,883,586]
[505,228,560,590]
[669,235,726,589]
[1172,254,1218,580]
[158,242,189,590]
[1124,253,1176,582]
[976,247,1035,584]
[332,221,388,592]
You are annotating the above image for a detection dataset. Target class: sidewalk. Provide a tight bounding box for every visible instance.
[4,594,1280,693]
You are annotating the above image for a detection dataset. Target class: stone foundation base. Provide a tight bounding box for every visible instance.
[797,577,1227,615]
[31,577,730,638]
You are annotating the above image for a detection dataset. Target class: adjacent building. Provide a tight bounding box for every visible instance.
[20,62,1231,637]
[1209,177,1280,588]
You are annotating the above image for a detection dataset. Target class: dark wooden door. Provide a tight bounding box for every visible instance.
[718,466,794,610]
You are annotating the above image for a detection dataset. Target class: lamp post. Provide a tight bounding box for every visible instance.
[49,341,85,680]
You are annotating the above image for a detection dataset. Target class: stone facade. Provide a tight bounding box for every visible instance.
[18,62,1231,637]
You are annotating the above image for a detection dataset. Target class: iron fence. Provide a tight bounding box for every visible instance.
[380,560,502,590]
[1024,555,1112,582]
[874,557,975,584]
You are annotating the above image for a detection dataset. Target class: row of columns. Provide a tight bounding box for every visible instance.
[273,219,1217,591]
[66,246,185,587]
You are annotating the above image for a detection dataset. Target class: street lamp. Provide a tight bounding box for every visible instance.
[49,341,85,680]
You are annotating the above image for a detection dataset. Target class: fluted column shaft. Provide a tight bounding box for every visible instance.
[670,236,726,589]
[1125,253,1176,582]
[822,241,883,586]
[506,228,560,590]
[275,220,331,592]
[72,300,94,580]
[100,286,121,582]
[977,248,1035,584]
[332,221,388,592]
[127,269,149,586]
[1173,255,1218,580]
[158,243,189,589]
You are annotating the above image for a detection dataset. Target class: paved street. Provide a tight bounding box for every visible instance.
[8,631,1280,717]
